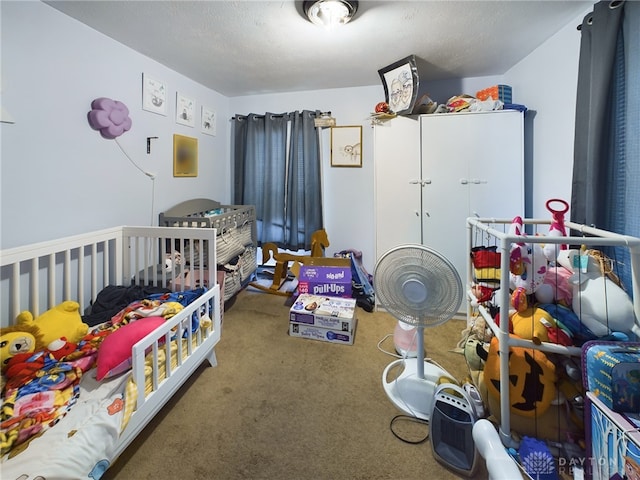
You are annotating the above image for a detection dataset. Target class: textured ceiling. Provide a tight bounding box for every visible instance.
[45,0,593,97]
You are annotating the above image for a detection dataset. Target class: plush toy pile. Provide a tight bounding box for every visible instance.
[464,214,639,455]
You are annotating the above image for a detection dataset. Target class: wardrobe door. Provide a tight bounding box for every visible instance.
[420,113,472,279]
[466,111,524,221]
[420,111,524,280]
[373,116,421,263]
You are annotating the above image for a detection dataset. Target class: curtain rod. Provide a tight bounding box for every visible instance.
[230,111,331,120]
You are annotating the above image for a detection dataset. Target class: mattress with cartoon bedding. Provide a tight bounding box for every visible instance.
[1,287,210,478]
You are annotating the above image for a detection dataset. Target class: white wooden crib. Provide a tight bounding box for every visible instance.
[0,226,221,478]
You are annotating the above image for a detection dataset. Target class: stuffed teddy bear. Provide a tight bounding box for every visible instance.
[510,306,572,346]
[0,324,45,372]
[16,301,88,347]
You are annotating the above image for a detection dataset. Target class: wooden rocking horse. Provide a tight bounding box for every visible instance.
[250,229,335,296]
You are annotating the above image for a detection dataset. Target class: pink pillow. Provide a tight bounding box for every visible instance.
[96,316,166,380]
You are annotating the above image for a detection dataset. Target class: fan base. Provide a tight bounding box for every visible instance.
[382,358,454,420]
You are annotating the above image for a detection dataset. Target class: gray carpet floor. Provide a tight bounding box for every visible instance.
[103,288,488,479]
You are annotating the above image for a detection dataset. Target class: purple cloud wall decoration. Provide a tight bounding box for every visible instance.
[87,97,132,139]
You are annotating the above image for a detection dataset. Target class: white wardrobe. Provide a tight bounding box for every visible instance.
[373,109,525,280]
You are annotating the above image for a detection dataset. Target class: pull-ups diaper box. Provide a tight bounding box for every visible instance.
[289,294,357,345]
[289,294,356,332]
[297,266,352,298]
[288,320,357,346]
[582,341,640,413]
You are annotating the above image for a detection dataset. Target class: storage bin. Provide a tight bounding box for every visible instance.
[582,341,640,413]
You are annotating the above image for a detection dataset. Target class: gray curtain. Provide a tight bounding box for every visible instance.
[232,110,323,250]
[285,110,323,249]
[614,0,639,293]
[570,0,625,228]
[570,0,640,293]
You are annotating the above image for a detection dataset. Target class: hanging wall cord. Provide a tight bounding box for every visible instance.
[114,137,156,226]
[149,178,156,226]
[114,137,156,179]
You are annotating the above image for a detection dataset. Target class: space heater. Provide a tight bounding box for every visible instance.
[429,383,479,477]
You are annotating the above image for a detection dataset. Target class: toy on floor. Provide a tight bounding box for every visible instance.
[250,229,332,296]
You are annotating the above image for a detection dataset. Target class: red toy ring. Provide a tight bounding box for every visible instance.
[546,198,569,216]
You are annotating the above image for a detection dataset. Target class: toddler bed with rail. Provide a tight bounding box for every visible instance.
[0,225,221,479]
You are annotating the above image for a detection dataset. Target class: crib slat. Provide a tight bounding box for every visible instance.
[89,242,97,310]
[76,246,84,312]
[103,240,109,291]
[31,257,38,315]
[11,263,19,321]
[64,250,71,308]
[48,253,55,310]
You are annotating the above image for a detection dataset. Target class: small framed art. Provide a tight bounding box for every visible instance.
[173,134,198,177]
[378,55,420,116]
[142,73,167,115]
[330,126,362,168]
[201,106,216,136]
[176,92,195,127]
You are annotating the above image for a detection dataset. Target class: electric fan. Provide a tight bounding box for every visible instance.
[375,244,463,420]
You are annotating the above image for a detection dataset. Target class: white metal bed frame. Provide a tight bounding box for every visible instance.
[0,225,222,466]
[466,217,640,448]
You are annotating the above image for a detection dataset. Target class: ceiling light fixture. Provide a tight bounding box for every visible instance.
[303,0,358,28]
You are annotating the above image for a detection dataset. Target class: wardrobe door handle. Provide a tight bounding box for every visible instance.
[460,178,469,185]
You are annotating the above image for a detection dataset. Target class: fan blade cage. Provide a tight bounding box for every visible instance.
[374,244,463,327]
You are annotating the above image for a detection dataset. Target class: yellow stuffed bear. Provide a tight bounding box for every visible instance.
[510,306,557,344]
[16,301,88,347]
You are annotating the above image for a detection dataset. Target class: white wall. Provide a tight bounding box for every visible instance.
[505,6,592,218]
[2,1,593,274]
[1,1,231,248]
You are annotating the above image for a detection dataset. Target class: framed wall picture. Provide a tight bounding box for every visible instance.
[378,55,420,116]
[142,73,167,116]
[330,126,362,168]
[201,106,216,136]
[173,134,198,177]
[176,92,195,127]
